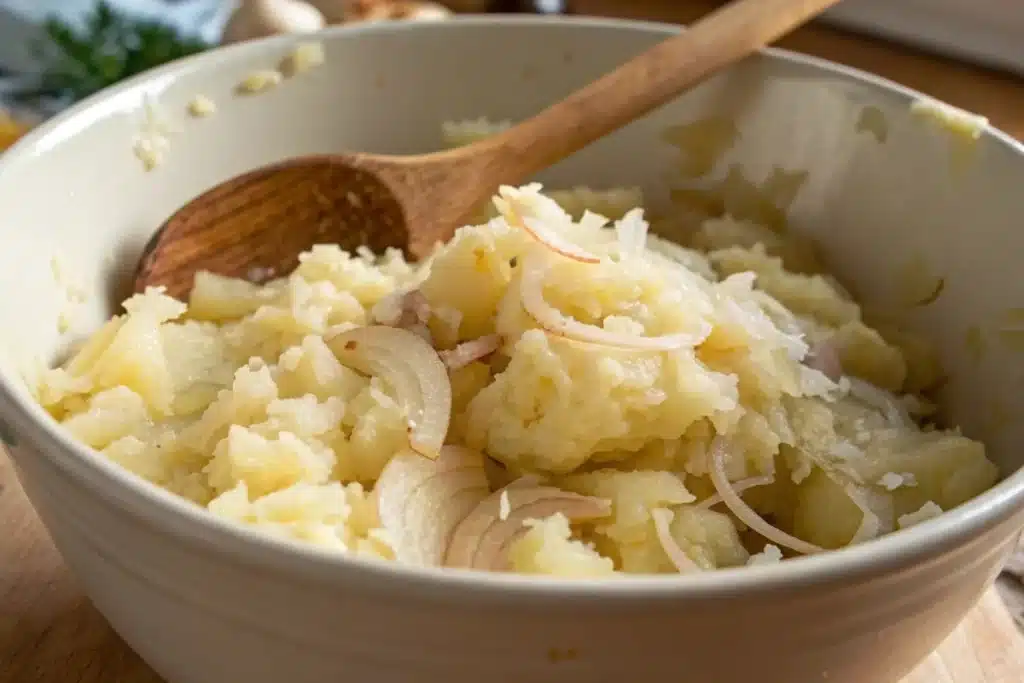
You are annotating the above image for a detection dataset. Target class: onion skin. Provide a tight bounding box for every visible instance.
[805,339,843,382]
[439,334,501,371]
[371,289,431,328]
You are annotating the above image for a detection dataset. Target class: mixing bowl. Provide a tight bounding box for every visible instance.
[0,15,1022,683]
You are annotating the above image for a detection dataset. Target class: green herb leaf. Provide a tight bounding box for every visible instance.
[13,1,211,108]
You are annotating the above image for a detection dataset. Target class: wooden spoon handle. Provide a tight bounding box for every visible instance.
[481,0,842,181]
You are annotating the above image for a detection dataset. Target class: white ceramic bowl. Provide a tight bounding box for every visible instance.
[0,16,1022,683]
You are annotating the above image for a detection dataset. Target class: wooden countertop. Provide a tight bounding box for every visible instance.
[2,3,1024,682]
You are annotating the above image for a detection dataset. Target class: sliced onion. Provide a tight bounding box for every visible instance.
[328,325,451,458]
[370,291,404,326]
[805,339,843,382]
[374,446,490,567]
[708,437,824,555]
[444,482,611,571]
[494,197,600,264]
[439,334,501,371]
[370,290,434,345]
[842,481,894,544]
[847,377,911,427]
[432,305,463,346]
[519,250,708,351]
[614,208,650,258]
[403,291,432,326]
[696,475,774,509]
[371,289,431,328]
[406,324,433,346]
[650,508,702,574]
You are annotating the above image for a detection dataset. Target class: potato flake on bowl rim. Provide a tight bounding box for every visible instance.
[280,41,326,77]
[236,69,284,95]
[186,95,217,118]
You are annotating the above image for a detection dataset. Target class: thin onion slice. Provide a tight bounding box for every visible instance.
[374,446,490,567]
[328,325,451,458]
[371,290,430,324]
[847,377,911,427]
[708,437,824,555]
[444,482,611,571]
[439,334,501,371]
[494,196,600,264]
[805,339,843,382]
[842,480,894,544]
[650,508,702,574]
[371,290,433,345]
[519,250,708,351]
[614,208,650,259]
[371,290,407,326]
[696,475,774,510]
[405,323,433,346]
[400,290,432,327]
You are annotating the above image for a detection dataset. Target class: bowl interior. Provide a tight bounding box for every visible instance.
[0,17,1021,485]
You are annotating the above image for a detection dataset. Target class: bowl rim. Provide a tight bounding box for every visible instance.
[1,13,1022,604]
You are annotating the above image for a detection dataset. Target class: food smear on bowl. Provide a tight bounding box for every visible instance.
[910,97,989,173]
[910,98,988,141]
[186,95,218,118]
[280,41,327,77]
[34,177,999,576]
[236,69,285,95]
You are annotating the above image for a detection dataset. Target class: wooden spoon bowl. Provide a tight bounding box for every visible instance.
[135,159,408,298]
[135,0,843,300]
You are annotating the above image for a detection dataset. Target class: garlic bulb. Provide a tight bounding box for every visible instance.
[222,0,327,45]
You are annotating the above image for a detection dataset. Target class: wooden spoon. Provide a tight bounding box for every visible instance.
[135,0,842,299]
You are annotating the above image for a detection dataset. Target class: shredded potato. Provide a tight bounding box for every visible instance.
[36,126,999,576]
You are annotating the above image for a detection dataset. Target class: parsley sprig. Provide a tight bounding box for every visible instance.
[12,1,210,109]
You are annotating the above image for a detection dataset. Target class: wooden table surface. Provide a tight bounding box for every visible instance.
[2,2,1024,682]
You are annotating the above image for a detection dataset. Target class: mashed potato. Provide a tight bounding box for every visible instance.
[35,134,999,577]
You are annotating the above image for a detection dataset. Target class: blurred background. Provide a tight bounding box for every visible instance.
[0,0,1022,140]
